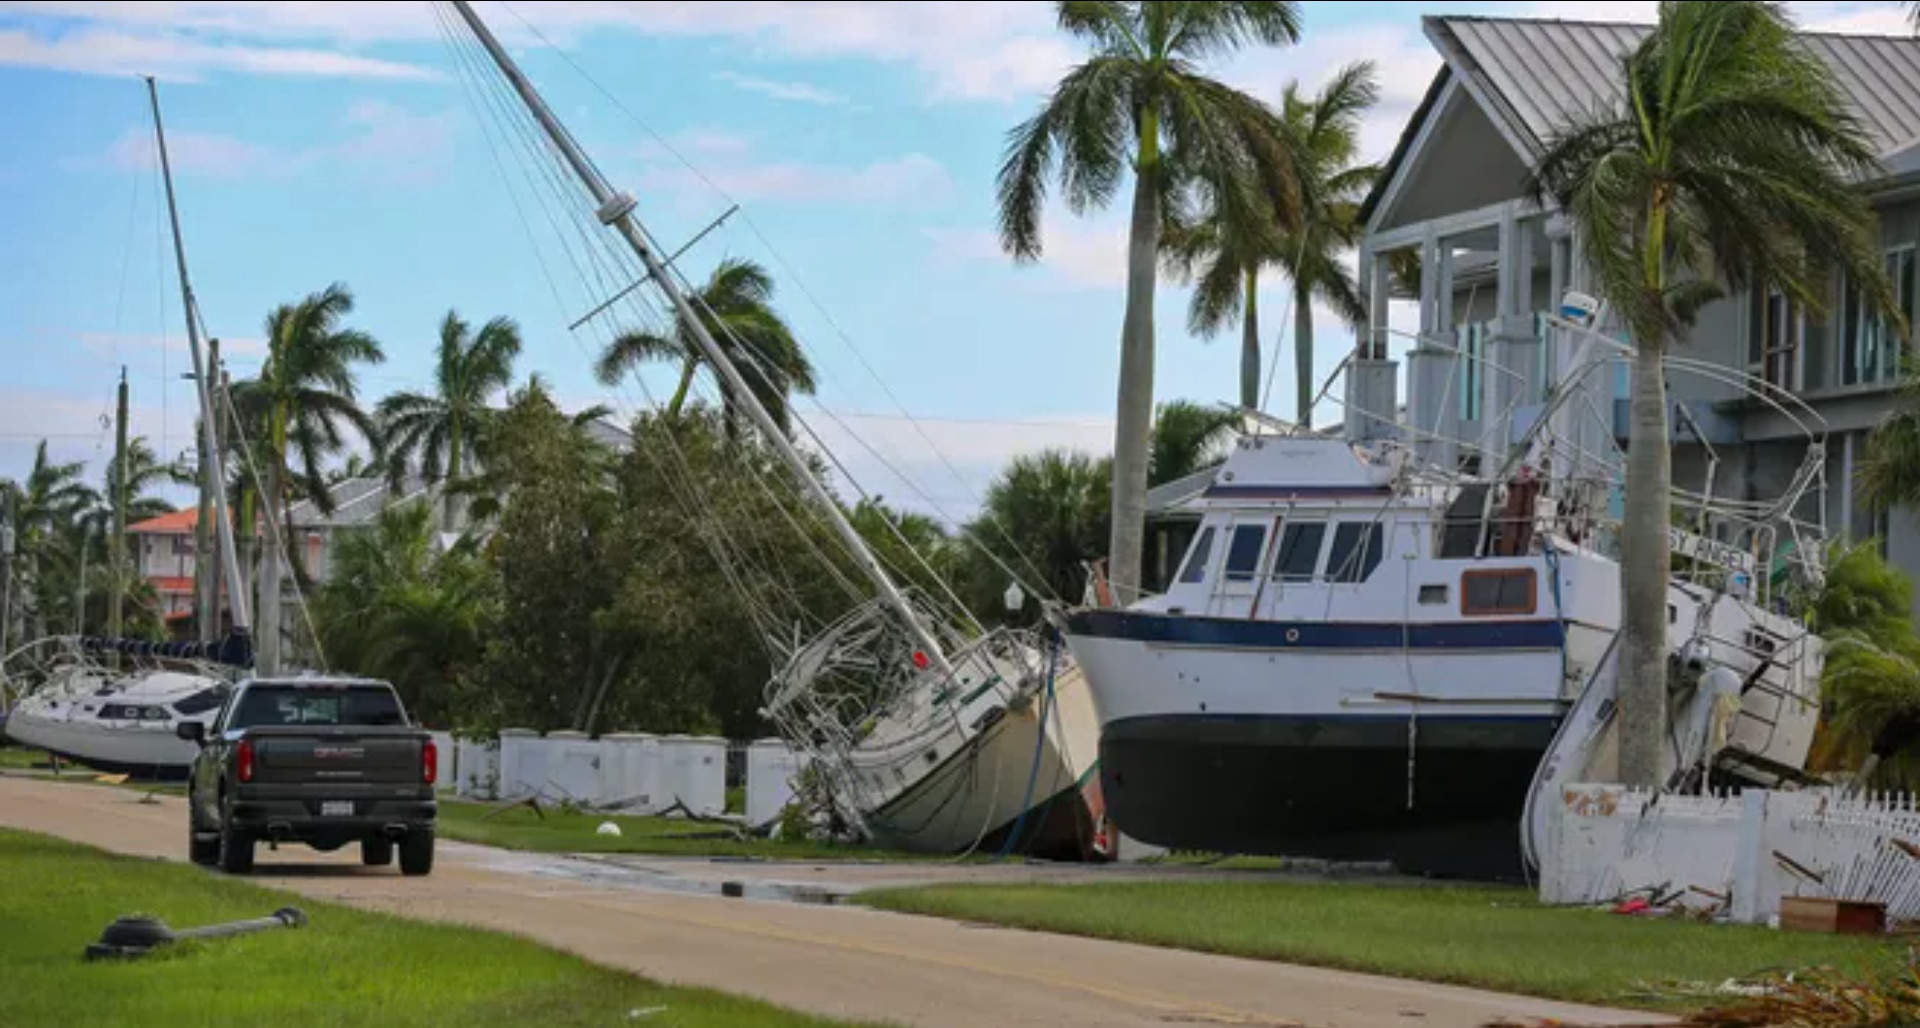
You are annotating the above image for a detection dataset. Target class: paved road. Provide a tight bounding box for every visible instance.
[0,777,1658,1028]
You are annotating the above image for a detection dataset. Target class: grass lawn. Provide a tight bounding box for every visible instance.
[0,827,884,1028]
[860,879,1907,1011]
[0,745,51,770]
[437,800,935,862]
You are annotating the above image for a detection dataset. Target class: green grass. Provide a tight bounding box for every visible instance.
[860,880,1907,1011]
[0,827,884,1028]
[437,801,935,862]
[0,745,50,770]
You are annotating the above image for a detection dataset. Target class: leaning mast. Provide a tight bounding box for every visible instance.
[445,1,952,674]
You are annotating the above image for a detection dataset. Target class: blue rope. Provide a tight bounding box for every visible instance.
[996,632,1060,860]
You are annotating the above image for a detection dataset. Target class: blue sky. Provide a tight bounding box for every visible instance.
[0,0,1906,521]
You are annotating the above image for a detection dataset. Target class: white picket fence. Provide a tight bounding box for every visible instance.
[1544,784,1920,924]
[432,729,800,825]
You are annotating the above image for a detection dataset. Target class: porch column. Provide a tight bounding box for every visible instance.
[1484,208,1541,474]
[1408,229,1460,471]
[1347,247,1401,443]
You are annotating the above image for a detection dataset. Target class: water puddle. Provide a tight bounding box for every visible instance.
[464,848,850,906]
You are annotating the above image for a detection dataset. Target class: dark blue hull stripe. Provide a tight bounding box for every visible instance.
[1065,610,1566,651]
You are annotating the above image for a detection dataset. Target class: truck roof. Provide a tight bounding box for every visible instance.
[238,676,398,691]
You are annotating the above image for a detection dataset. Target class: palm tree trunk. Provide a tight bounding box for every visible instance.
[1617,330,1672,788]
[1294,282,1316,429]
[667,356,698,418]
[1240,269,1261,412]
[1108,111,1162,607]
[444,419,463,533]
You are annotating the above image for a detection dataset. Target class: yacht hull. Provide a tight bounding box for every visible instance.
[3,711,199,779]
[1065,610,1568,880]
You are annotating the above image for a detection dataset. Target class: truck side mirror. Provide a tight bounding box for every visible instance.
[175,722,206,745]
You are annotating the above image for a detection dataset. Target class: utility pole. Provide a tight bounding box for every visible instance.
[195,338,220,641]
[108,366,129,642]
[0,489,13,657]
[74,525,88,637]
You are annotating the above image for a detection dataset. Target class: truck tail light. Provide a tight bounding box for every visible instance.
[237,738,255,783]
[422,738,438,786]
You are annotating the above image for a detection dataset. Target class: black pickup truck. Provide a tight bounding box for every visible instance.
[178,677,438,876]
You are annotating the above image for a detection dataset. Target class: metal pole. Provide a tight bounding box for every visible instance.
[195,338,219,641]
[446,1,951,674]
[148,76,250,633]
[108,367,128,641]
[74,525,88,636]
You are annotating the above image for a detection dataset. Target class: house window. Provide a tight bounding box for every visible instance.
[171,536,195,556]
[1326,523,1385,584]
[1843,247,1914,388]
[1753,288,1801,392]
[1272,522,1328,583]
[1177,527,1217,586]
[1462,569,1537,617]
[1460,322,1485,422]
[1222,525,1268,584]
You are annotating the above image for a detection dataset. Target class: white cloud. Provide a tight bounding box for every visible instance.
[0,386,199,499]
[798,408,1116,523]
[713,71,848,106]
[642,151,952,204]
[89,98,455,181]
[0,25,435,81]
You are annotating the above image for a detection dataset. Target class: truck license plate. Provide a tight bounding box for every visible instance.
[321,801,354,817]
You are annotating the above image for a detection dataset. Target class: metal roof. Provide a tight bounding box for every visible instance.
[1428,15,1920,158]
[1366,15,1920,221]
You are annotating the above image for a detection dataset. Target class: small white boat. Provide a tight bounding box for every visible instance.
[3,636,243,780]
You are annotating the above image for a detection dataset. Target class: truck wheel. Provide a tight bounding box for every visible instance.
[218,806,254,875]
[189,828,220,866]
[399,830,434,877]
[361,838,394,867]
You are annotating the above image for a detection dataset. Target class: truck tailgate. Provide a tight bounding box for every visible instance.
[246,727,427,786]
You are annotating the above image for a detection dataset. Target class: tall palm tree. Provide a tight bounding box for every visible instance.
[92,437,191,531]
[1526,1,1897,787]
[998,0,1303,604]
[1,442,97,642]
[1166,61,1380,423]
[232,283,384,671]
[379,310,523,529]
[595,258,815,436]
[1149,400,1239,486]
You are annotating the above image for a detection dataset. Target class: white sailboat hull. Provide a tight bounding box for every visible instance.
[4,667,224,780]
[861,664,1106,858]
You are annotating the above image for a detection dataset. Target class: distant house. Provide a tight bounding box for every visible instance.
[1348,14,1920,619]
[127,509,200,626]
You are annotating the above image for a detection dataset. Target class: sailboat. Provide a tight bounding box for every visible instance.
[1058,301,1831,879]
[438,3,1109,859]
[2,78,255,781]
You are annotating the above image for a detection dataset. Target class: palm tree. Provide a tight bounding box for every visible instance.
[1166,62,1379,423]
[1,442,97,642]
[595,258,815,436]
[999,1,1303,604]
[1526,1,1898,787]
[92,437,191,531]
[1149,400,1239,486]
[232,283,384,671]
[964,450,1113,609]
[379,310,523,529]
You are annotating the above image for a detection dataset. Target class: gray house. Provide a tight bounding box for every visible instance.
[1348,14,1920,618]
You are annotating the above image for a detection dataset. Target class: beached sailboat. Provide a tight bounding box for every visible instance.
[437,2,1108,859]
[2,78,255,780]
[1059,299,1831,878]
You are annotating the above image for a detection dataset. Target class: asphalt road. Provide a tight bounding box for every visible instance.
[0,776,1659,1028]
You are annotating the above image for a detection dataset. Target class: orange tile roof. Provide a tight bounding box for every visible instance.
[151,577,195,595]
[129,509,197,535]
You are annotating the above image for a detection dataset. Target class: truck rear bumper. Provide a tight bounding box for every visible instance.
[227,797,436,843]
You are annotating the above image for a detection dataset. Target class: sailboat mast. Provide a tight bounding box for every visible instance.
[147,76,252,635]
[446,1,953,674]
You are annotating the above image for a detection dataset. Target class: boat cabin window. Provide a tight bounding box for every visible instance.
[1462,569,1537,617]
[1419,585,1450,605]
[1178,527,1218,586]
[1273,522,1327,583]
[1327,523,1385,584]
[1223,525,1269,584]
[172,689,226,716]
